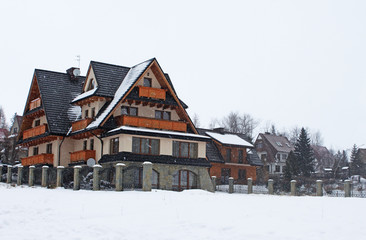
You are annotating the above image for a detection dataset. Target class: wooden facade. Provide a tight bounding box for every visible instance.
[22,153,53,166]
[115,115,187,132]
[70,150,96,163]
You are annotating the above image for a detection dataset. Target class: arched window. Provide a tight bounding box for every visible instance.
[172,170,197,191]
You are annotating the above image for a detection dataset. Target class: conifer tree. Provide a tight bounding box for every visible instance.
[294,128,314,177]
[284,151,300,180]
[350,144,362,176]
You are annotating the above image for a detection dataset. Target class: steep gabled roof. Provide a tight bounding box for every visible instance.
[34,70,84,135]
[86,58,154,130]
[257,133,294,153]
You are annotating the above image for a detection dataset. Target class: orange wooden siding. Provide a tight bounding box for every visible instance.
[72,118,92,132]
[23,124,47,139]
[210,163,257,182]
[21,154,53,166]
[115,115,187,132]
[70,150,96,162]
[29,97,41,111]
[138,86,166,100]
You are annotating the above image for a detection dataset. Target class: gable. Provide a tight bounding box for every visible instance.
[83,66,98,92]
[89,59,198,134]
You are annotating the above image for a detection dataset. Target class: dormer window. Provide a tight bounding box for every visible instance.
[143,77,152,87]
[276,142,283,147]
[86,78,97,91]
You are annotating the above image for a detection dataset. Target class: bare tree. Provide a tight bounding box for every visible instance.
[222,112,240,133]
[287,126,301,145]
[311,130,324,146]
[209,118,220,129]
[238,113,259,139]
[192,113,201,128]
[0,106,8,129]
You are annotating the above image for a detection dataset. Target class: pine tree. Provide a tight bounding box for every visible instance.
[284,151,300,180]
[350,144,362,176]
[294,128,314,177]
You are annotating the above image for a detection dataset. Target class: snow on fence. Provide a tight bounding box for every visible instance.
[1,164,366,198]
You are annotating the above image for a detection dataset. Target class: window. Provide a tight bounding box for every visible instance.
[34,119,40,127]
[33,147,39,156]
[286,143,291,148]
[132,137,159,155]
[90,139,94,151]
[143,77,152,87]
[238,169,246,180]
[46,143,52,154]
[275,165,281,172]
[155,110,171,120]
[110,137,119,154]
[261,154,267,161]
[226,149,231,162]
[257,142,263,149]
[85,109,89,119]
[221,168,231,184]
[83,140,87,151]
[238,150,244,163]
[276,142,283,147]
[282,154,287,160]
[276,154,281,160]
[173,141,198,158]
[91,108,95,118]
[87,78,96,91]
[121,106,138,116]
[13,127,18,133]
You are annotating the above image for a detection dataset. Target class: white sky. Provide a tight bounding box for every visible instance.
[0,0,365,151]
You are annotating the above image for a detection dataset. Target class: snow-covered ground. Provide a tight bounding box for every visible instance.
[0,183,365,240]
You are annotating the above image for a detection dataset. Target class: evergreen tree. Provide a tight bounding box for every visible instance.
[284,151,300,180]
[294,128,314,177]
[350,144,362,176]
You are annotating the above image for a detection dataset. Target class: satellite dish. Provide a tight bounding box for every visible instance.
[87,158,96,167]
[73,68,81,77]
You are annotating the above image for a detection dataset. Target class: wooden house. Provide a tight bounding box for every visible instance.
[18,58,213,191]
[198,128,262,184]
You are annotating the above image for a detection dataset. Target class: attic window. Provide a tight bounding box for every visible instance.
[86,78,97,91]
[276,142,283,147]
[143,78,152,87]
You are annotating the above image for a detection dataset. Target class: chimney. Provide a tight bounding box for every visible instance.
[66,67,80,80]
[264,132,271,135]
[213,127,225,134]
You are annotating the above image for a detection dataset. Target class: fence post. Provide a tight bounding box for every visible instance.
[316,180,323,196]
[211,176,217,192]
[268,179,274,195]
[56,166,64,188]
[17,166,23,185]
[41,166,49,187]
[344,180,351,197]
[115,163,125,191]
[142,162,153,191]
[228,177,234,194]
[93,164,102,191]
[29,166,35,187]
[6,165,12,184]
[0,165,3,182]
[247,178,253,194]
[73,166,81,190]
[291,180,297,196]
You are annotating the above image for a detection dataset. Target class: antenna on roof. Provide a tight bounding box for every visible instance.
[76,55,80,68]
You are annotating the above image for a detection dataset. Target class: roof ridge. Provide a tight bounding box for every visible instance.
[90,60,131,69]
[35,69,86,78]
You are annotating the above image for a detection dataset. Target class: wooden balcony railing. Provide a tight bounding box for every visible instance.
[115,115,187,132]
[72,118,92,132]
[29,98,41,111]
[70,150,96,163]
[23,124,47,139]
[138,86,166,100]
[21,153,53,166]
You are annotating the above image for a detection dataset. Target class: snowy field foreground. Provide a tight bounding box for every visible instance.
[0,183,365,240]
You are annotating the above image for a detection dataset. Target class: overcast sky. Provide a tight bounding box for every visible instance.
[1,0,365,151]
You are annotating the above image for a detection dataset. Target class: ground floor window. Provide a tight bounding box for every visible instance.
[123,167,159,189]
[172,170,197,191]
[221,168,231,184]
[238,169,246,180]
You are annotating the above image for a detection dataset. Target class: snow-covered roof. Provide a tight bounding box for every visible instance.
[108,126,210,140]
[324,168,332,171]
[87,59,153,130]
[342,166,349,170]
[71,88,97,103]
[206,132,253,147]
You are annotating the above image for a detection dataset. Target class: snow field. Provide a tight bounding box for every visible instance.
[0,183,364,240]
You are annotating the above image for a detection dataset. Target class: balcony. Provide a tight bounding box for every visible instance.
[115,115,187,132]
[70,150,96,163]
[23,124,47,139]
[21,154,53,166]
[72,118,92,132]
[138,86,166,100]
[29,98,41,111]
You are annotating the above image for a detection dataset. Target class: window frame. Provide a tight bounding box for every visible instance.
[34,119,40,127]
[132,137,160,155]
[143,77,152,87]
[172,141,198,158]
[83,140,87,151]
[226,149,231,162]
[46,143,52,154]
[121,106,138,116]
[155,110,171,120]
[90,139,94,151]
[33,146,39,156]
[238,149,244,163]
[110,137,119,154]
